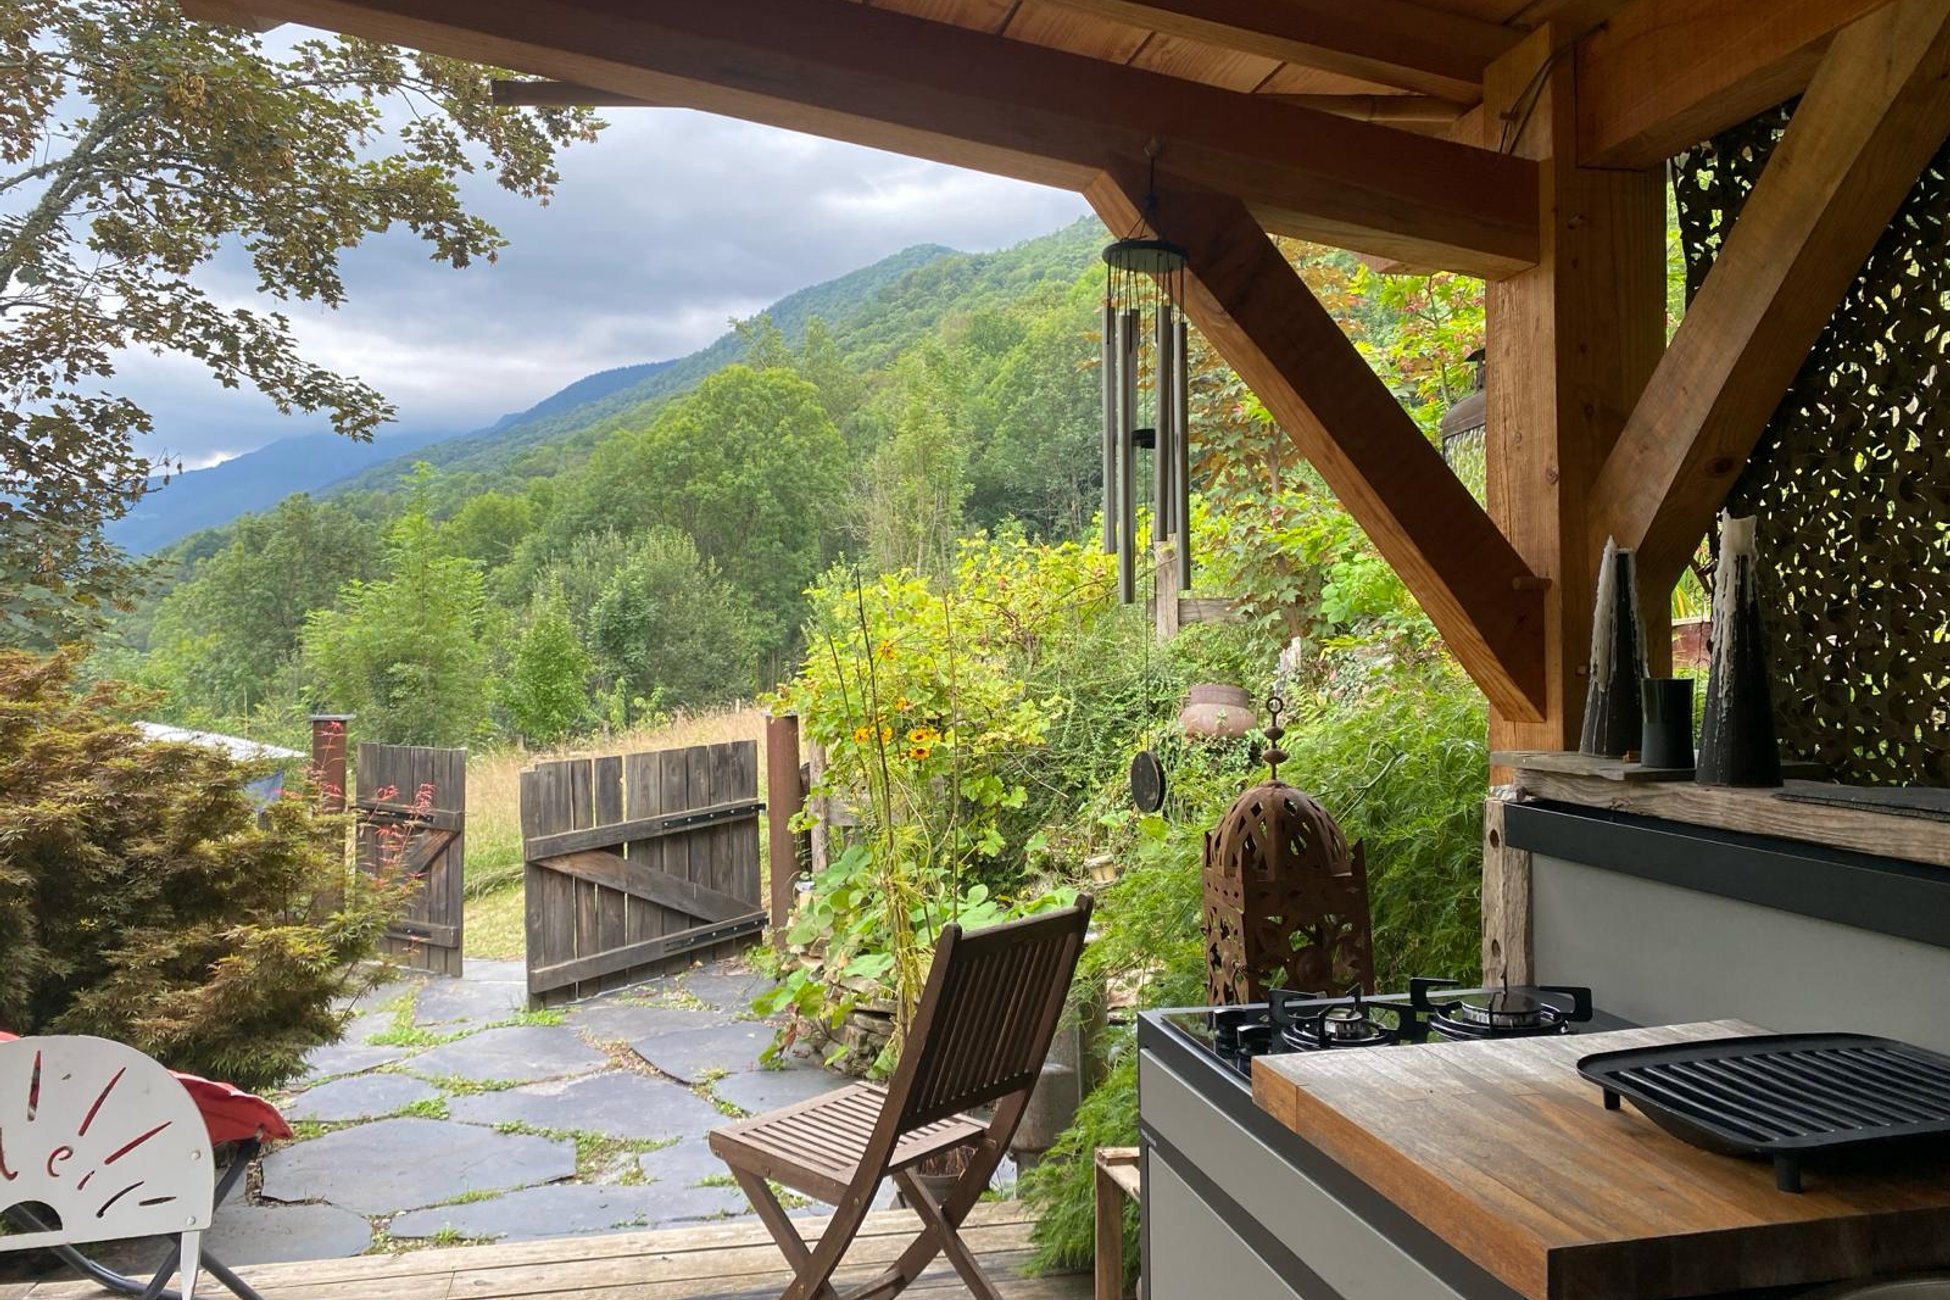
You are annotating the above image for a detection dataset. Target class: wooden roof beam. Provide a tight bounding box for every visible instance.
[1086,160,1548,720]
[1043,0,1521,102]
[492,80,655,109]
[235,0,1540,278]
[1589,0,1950,584]
[1577,0,1903,168]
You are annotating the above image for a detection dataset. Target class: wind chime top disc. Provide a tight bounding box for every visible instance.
[1102,238,1188,275]
[1130,750,1168,813]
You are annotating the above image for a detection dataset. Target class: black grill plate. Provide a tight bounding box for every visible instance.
[1578,1034,1950,1192]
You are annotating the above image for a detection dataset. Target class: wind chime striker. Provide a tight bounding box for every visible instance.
[1101,194,1193,605]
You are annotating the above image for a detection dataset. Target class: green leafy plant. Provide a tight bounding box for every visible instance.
[0,651,406,1090]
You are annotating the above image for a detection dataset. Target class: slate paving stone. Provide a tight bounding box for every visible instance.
[205,1203,375,1264]
[285,1073,442,1123]
[299,1041,416,1081]
[635,1138,727,1188]
[260,1117,575,1215]
[681,964,777,1014]
[464,958,529,984]
[629,1022,774,1084]
[411,977,526,1027]
[711,1065,848,1116]
[447,1070,723,1142]
[647,1182,751,1227]
[390,1184,673,1242]
[565,1001,728,1043]
[406,1025,608,1084]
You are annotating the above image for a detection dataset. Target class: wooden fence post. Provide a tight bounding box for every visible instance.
[765,713,805,949]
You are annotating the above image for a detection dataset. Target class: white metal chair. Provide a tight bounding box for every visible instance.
[0,1035,218,1299]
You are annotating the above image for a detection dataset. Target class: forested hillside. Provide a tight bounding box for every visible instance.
[96,214,1483,752]
[96,219,1125,741]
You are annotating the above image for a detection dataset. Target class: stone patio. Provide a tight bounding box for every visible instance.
[213,953,856,1261]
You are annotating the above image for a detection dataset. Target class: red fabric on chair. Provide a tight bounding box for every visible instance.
[0,1031,292,1144]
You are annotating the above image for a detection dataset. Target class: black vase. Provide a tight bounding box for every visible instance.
[1580,541,1646,758]
[1640,677,1695,770]
[1696,515,1782,788]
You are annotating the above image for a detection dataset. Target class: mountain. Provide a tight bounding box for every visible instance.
[327,240,962,496]
[142,219,1105,551]
[108,426,454,554]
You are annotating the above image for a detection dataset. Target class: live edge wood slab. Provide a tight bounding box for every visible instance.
[1252,1021,1950,1300]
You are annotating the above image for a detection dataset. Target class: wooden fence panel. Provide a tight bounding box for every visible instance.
[522,740,764,1006]
[356,743,467,978]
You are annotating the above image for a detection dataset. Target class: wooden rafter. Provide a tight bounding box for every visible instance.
[1589,0,1950,585]
[224,0,1541,277]
[1576,0,1902,168]
[1039,0,1520,102]
[1085,160,1548,720]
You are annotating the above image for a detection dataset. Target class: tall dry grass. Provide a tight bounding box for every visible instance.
[464,706,768,901]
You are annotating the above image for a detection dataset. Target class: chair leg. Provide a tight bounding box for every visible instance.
[730,1168,839,1300]
[876,1137,1007,1298]
[891,1169,1002,1300]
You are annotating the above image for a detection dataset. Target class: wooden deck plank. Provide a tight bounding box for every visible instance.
[17,1203,1077,1300]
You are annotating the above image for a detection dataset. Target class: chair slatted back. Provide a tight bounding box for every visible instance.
[886,898,1092,1134]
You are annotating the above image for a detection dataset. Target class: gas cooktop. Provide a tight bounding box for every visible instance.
[1160,980,1636,1083]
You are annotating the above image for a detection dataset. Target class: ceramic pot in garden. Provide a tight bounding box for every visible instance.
[1180,683,1255,739]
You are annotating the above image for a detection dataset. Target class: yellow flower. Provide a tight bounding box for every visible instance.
[852,725,872,744]
[907,745,933,762]
[896,696,914,711]
[880,725,894,743]
[877,640,896,660]
[907,726,938,745]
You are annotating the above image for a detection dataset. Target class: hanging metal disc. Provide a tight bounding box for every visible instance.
[1102,238,1189,275]
[1130,750,1168,813]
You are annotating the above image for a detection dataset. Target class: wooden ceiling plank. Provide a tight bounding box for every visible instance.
[242,0,1542,276]
[1086,159,1548,719]
[1589,0,1950,584]
[1576,0,1903,169]
[1044,0,1521,100]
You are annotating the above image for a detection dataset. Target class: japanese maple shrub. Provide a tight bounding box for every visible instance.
[0,651,404,1090]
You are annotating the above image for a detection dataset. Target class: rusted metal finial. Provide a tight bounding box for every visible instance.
[1262,694,1288,780]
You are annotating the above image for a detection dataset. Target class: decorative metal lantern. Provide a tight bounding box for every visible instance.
[1101,188,1193,605]
[1202,699,1375,1005]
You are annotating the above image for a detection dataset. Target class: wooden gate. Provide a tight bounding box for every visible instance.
[521,741,764,1006]
[356,743,467,977]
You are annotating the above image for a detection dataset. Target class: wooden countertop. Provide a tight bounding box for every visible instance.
[1252,1022,1950,1300]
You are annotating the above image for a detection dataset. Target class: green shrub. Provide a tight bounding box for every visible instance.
[0,651,404,1090]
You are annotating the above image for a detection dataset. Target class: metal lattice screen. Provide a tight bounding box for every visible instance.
[1672,104,1950,788]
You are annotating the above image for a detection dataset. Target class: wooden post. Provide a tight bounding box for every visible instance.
[765,713,804,949]
[1480,797,1532,986]
[1481,25,1667,755]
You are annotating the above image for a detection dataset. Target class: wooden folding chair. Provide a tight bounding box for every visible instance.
[708,897,1094,1300]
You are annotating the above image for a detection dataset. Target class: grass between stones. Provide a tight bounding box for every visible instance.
[486,1122,680,1180]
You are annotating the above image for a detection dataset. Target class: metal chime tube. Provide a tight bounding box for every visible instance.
[1100,301,1117,553]
[1154,300,1175,546]
[1175,314,1193,590]
[1117,307,1138,604]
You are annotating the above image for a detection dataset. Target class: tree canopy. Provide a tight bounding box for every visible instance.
[0,1,599,637]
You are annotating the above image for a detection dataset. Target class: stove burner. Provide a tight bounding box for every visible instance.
[1411,978,1593,1041]
[1273,985,1402,1051]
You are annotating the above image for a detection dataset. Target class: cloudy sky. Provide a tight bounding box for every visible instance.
[134,89,1089,469]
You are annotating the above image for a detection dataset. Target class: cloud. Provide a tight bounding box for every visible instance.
[126,105,1089,465]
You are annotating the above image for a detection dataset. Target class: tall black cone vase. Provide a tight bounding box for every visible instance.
[1579,538,1646,758]
[1696,513,1782,787]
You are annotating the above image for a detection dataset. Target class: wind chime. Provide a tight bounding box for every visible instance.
[1101,196,1193,605]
